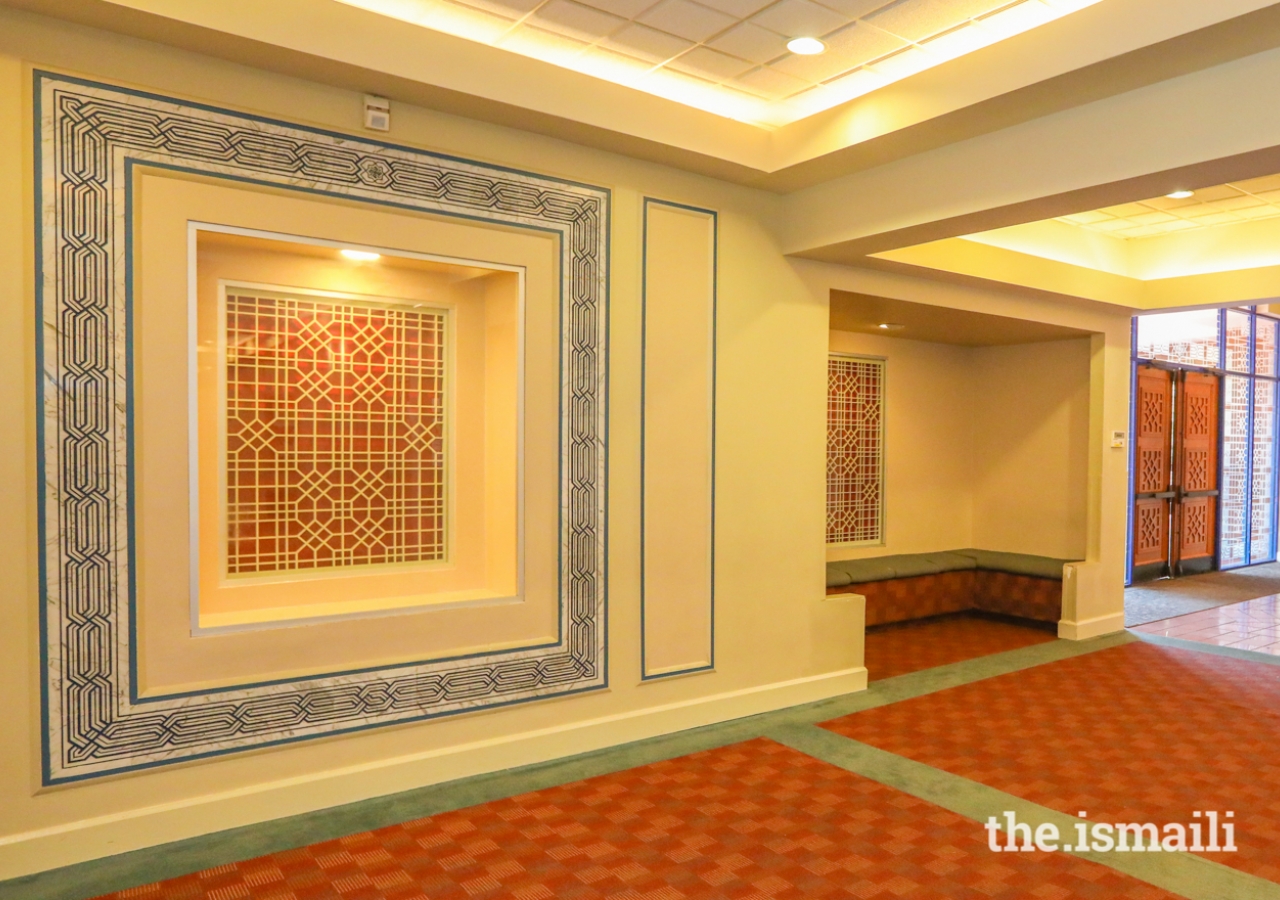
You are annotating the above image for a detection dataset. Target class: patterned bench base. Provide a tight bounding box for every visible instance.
[826,570,1061,626]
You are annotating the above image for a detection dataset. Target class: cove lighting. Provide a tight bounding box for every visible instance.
[1166,190,1195,199]
[340,248,382,261]
[786,37,826,55]
[877,323,905,331]
[337,0,1106,127]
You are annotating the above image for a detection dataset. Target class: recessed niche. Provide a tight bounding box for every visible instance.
[193,229,521,630]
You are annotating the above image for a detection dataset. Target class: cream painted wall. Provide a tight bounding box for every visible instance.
[0,12,861,879]
[0,5,1135,880]
[971,340,1091,560]
[801,260,1133,641]
[825,331,1092,564]
[825,331,975,561]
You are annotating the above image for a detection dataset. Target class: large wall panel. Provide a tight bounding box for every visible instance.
[641,199,716,679]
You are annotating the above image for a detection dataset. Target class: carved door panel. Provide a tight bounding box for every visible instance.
[1173,371,1219,573]
[1132,365,1173,580]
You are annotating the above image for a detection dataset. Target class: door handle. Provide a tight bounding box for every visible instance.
[1180,490,1220,499]
[1136,491,1177,499]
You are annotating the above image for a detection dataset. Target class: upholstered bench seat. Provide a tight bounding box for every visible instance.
[826,549,1078,626]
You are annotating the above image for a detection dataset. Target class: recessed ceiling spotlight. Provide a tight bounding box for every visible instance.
[787,37,826,55]
[877,323,905,331]
[1166,190,1195,199]
[340,248,381,261]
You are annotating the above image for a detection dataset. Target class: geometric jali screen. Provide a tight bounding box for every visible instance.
[37,72,607,783]
[826,355,884,545]
[225,292,446,575]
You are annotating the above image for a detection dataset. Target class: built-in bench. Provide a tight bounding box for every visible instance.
[825,549,1078,626]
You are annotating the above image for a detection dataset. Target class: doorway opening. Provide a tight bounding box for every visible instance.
[1129,307,1280,584]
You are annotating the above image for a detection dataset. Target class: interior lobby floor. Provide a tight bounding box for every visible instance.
[1124,562,1280,626]
[12,631,1280,900]
[1132,594,1280,655]
[863,612,1057,680]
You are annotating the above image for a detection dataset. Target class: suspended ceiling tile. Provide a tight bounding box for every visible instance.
[638,0,737,41]
[733,64,813,98]
[1129,211,1180,225]
[1213,194,1268,211]
[577,0,661,16]
[1187,184,1242,202]
[707,21,788,62]
[1140,195,1203,211]
[815,20,904,66]
[751,0,849,37]
[697,0,775,17]
[1098,202,1152,218]
[670,45,756,77]
[576,45,659,77]
[865,44,933,80]
[865,0,1002,42]
[816,0,894,17]
[1146,219,1200,233]
[500,23,594,53]
[604,21,694,58]
[453,0,544,17]
[1059,210,1113,225]
[1088,219,1135,232]
[1237,174,1280,195]
[1197,212,1245,225]
[1232,205,1280,221]
[339,0,1107,125]
[532,0,629,40]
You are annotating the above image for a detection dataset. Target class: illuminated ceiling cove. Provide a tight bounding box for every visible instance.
[337,0,1104,126]
[1056,175,1280,239]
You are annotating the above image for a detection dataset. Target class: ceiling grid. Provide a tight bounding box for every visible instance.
[338,0,1103,124]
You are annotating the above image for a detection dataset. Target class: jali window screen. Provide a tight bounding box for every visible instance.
[224,290,447,575]
[827,355,885,545]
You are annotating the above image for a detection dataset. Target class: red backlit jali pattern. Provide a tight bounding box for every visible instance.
[827,356,884,544]
[225,292,446,575]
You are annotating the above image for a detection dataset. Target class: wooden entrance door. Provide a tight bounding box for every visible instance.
[1132,365,1222,580]
[1132,365,1174,581]
[1173,371,1219,574]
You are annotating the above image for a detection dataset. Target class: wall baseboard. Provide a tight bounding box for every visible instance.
[1057,612,1126,640]
[0,667,867,880]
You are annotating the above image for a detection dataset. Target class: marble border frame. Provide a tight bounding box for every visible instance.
[36,72,610,784]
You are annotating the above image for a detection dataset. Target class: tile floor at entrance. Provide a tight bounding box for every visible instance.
[1131,593,1280,653]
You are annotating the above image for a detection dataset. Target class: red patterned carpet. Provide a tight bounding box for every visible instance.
[864,613,1056,680]
[95,738,1174,900]
[823,640,1280,882]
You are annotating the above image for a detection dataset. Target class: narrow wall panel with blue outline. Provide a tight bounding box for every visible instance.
[641,199,716,679]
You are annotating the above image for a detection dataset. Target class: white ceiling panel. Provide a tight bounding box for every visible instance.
[866,0,1007,41]
[671,45,757,78]
[341,0,1105,125]
[533,0,628,40]
[639,0,737,41]
[696,0,776,18]
[734,64,812,98]
[751,0,849,37]
[577,0,663,18]
[604,21,695,58]
[706,21,788,63]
